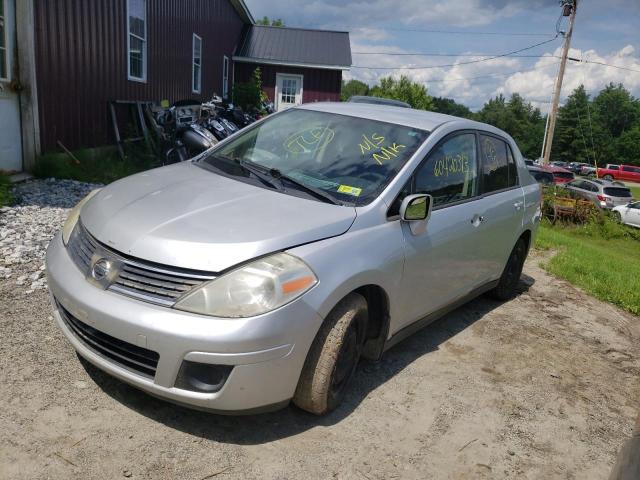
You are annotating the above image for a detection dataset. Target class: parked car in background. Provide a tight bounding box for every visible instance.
[527,166,554,185]
[562,179,633,209]
[551,161,569,168]
[612,201,640,228]
[581,165,597,177]
[567,162,590,174]
[542,165,575,184]
[597,164,640,183]
[46,103,541,415]
[524,159,534,167]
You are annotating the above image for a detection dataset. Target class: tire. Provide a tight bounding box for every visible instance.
[490,238,528,301]
[603,174,614,181]
[293,293,367,415]
[613,211,623,223]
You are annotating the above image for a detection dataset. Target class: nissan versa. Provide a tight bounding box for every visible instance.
[46,103,541,415]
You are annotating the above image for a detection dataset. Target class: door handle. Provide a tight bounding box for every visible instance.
[471,214,485,226]
[514,201,524,210]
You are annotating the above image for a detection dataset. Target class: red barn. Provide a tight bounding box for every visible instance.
[0,0,351,173]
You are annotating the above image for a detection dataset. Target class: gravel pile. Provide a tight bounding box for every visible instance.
[0,178,101,294]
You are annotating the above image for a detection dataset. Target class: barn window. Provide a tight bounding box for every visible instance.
[0,0,8,81]
[222,56,229,98]
[192,34,202,94]
[127,0,147,82]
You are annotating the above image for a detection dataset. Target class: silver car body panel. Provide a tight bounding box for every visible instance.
[47,102,541,412]
[81,162,357,272]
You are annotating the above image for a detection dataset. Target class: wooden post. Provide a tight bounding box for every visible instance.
[542,0,578,165]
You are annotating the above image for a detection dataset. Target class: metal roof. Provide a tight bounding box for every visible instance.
[234,26,352,70]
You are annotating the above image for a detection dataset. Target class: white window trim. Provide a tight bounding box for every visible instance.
[192,33,202,94]
[222,55,229,99]
[275,73,303,111]
[127,0,147,83]
[0,0,9,82]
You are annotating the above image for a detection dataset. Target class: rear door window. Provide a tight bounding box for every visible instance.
[414,132,478,207]
[480,135,517,193]
[604,187,632,198]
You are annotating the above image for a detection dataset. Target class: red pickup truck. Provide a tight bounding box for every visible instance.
[597,164,640,183]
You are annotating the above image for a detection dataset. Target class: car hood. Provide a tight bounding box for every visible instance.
[81,162,357,272]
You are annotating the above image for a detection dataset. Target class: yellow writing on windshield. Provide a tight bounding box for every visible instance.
[433,152,470,177]
[284,127,335,154]
[359,133,406,165]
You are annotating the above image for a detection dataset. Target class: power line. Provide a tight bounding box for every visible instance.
[424,61,560,84]
[351,36,559,70]
[353,52,561,59]
[568,57,640,73]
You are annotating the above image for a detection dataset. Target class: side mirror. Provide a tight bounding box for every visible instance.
[400,194,432,222]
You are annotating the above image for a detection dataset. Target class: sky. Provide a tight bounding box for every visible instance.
[244,0,640,112]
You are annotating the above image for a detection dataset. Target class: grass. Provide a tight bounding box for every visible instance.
[629,184,640,200]
[33,145,156,185]
[535,220,640,315]
[0,172,13,207]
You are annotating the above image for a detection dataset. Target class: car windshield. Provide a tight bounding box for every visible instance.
[604,187,632,197]
[199,109,429,205]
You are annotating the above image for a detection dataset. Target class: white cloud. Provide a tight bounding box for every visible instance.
[346,44,640,112]
[497,45,640,112]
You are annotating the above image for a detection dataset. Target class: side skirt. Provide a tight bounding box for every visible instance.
[383,280,499,352]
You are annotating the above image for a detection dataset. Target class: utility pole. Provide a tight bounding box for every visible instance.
[542,0,578,165]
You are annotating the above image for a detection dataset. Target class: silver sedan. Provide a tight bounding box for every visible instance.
[46,103,541,415]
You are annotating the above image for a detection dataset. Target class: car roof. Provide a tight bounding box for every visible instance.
[295,102,495,134]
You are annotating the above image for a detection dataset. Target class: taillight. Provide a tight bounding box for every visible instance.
[597,194,605,201]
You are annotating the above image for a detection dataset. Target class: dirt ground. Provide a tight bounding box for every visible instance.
[1,250,638,480]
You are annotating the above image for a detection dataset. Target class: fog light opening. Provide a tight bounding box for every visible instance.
[174,361,233,393]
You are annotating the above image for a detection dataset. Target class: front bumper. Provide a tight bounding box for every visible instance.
[45,233,323,412]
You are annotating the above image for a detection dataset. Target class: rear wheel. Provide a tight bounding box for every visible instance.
[293,293,367,415]
[490,238,527,301]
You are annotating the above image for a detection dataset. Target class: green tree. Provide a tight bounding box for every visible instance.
[551,85,595,164]
[615,125,640,165]
[340,79,370,101]
[369,76,434,111]
[430,96,473,118]
[232,67,267,113]
[256,16,284,27]
[475,93,546,159]
[593,83,640,138]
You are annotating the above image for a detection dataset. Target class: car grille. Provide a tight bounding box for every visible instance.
[68,223,215,307]
[57,300,160,378]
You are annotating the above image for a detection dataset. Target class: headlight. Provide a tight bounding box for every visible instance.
[174,253,317,318]
[62,189,101,245]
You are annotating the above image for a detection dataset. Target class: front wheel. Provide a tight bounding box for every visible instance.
[603,174,614,181]
[293,293,367,415]
[490,238,528,301]
[613,211,623,223]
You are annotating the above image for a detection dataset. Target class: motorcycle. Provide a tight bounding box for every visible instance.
[155,99,218,163]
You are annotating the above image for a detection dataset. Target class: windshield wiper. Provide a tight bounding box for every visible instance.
[207,155,342,205]
[271,169,343,206]
[234,159,284,191]
[209,155,283,191]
